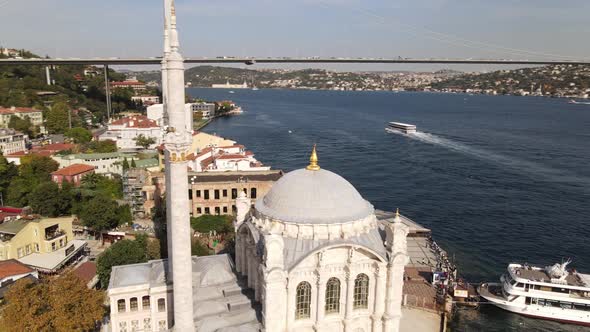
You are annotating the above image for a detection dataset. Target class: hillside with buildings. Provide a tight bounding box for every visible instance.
[131,66,462,91]
[430,64,590,97]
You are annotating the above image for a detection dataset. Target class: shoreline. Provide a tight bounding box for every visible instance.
[186,87,588,101]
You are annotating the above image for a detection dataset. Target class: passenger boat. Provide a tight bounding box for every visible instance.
[478,261,590,326]
[386,122,417,134]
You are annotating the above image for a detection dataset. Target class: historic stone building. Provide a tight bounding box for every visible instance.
[188,170,283,217]
[234,147,409,332]
[108,148,409,332]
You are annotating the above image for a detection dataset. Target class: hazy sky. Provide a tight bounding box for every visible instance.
[1,0,589,71]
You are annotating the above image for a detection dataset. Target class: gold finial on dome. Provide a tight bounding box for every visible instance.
[306,144,320,171]
[394,208,401,223]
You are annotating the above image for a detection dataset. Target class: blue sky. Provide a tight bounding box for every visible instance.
[1,0,589,71]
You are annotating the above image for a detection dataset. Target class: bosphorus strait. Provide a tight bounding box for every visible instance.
[190,88,590,331]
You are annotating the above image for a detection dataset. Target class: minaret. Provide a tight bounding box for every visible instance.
[163,0,195,330]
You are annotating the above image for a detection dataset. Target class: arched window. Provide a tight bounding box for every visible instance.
[130,297,138,311]
[117,299,126,313]
[142,295,150,310]
[325,277,341,314]
[353,274,369,309]
[158,298,166,312]
[295,281,312,319]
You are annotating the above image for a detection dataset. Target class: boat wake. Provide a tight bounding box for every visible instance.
[392,130,590,190]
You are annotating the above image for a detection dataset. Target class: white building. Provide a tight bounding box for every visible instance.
[131,96,160,106]
[189,102,215,118]
[0,106,43,127]
[147,103,196,129]
[52,152,128,176]
[187,144,270,172]
[99,115,163,150]
[107,147,409,332]
[0,128,26,155]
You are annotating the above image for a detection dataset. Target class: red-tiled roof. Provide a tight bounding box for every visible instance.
[0,207,23,214]
[218,144,244,149]
[217,154,248,160]
[110,115,158,128]
[110,81,145,86]
[51,164,95,176]
[0,259,34,280]
[200,156,216,169]
[0,107,42,115]
[72,262,96,283]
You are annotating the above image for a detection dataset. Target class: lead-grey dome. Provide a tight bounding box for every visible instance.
[255,168,373,224]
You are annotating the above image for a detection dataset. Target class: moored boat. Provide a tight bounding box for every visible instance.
[478,261,590,326]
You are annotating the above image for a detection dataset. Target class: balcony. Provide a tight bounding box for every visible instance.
[45,230,66,241]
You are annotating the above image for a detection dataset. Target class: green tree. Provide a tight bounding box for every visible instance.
[0,274,105,332]
[8,115,34,137]
[191,240,212,256]
[79,173,123,199]
[96,238,147,288]
[133,134,156,149]
[19,155,59,183]
[45,102,70,134]
[0,153,18,197]
[117,204,132,225]
[122,157,130,171]
[81,140,117,153]
[190,214,234,234]
[130,158,137,168]
[78,195,121,235]
[6,177,34,207]
[64,127,92,143]
[29,181,69,217]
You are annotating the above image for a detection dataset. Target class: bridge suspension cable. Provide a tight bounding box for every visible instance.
[316,0,586,61]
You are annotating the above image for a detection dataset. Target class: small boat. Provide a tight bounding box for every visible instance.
[252,86,259,91]
[569,99,590,105]
[229,90,235,94]
[478,261,590,326]
[386,122,417,134]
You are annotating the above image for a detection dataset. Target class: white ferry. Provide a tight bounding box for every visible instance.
[478,261,590,326]
[386,122,417,134]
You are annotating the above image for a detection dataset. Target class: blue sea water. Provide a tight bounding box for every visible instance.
[187,88,590,331]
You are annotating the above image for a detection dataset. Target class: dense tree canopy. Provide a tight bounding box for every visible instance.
[0,153,18,197]
[29,181,71,217]
[77,195,122,234]
[65,127,92,143]
[81,139,117,153]
[5,155,58,207]
[0,273,105,332]
[134,134,156,149]
[190,214,234,234]
[8,115,36,137]
[45,101,70,134]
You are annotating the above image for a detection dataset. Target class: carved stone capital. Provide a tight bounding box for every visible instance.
[164,131,191,163]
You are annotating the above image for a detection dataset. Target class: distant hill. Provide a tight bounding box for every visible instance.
[431,65,590,97]
[130,66,460,91]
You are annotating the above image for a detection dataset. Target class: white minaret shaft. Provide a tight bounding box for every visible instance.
[162,0,172,278]
[163,0,195,330]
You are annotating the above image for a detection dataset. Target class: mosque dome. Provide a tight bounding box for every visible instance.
[255,146,373,224]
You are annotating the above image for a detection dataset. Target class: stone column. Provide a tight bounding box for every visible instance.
[247,247,253,288]
[262,234,287,332]
[343,269,355,332]
[383,212,409,332]
[235,236,243,274]
[286,282,296,330]
[314,271,326,329]
[371,265,386,332]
